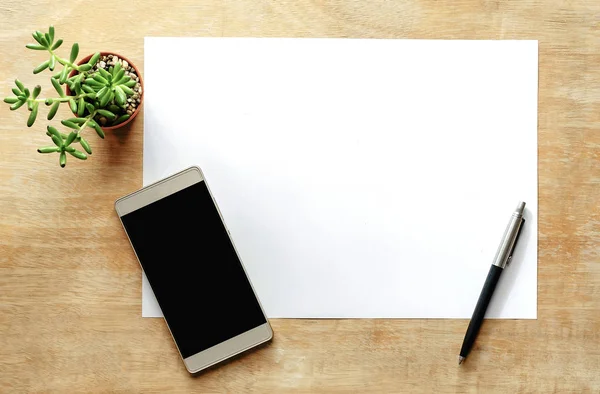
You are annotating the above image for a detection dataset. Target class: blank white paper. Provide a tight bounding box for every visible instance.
[142,38,538,318]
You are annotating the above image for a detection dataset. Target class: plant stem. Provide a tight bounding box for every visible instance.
[76,110,98,135]
[51,50,83,71]
[25,93,87,105]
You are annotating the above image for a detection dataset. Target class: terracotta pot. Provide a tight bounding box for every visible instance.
[65,51,143,131]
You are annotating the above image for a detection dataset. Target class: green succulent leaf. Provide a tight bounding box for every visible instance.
[49,55,56,71]
[59,66,69,84]
[81,85,95,94]
[11,88,22,97]
[92,122,105,139]
[49,26,55,43]
[114,86,126,106]
[114,76,130,85]
[112,62,122,76]
[47,129,67,147]
[77,97,85,117]
[68,149,87,160]
[38,35,49,48]
[59,151,67,167]
[74,81,82,96]
[97,109,116,119]
[95,86,108,100]
[3,97,19,104]
[108,104,120,113]
[51,135,63,147]
[88,52,101,66]
[10,100,26,111]
[84,78,102,88]
[115,114,131,124]
[47,101,60,120]
[114,70,125,83]
[107,90,115,107]
[47,125,62,138]
[38,146,60,154]
[124,80,137,88]
[33,60,50,74]
[79,64,92,72]
[79,137,92,154]
[59,66,72,84]
[65,131,78,146]
[44,33,51,45]
[32,32,45,46]
[45,98,53,105]
[99,89,112,107]
[120,85,134,95]
[61,119,79,130]
[51,77,65,97]
[15,79,26,92]
[70,43,79,63]
[32,85,41,99]
[86,103,95,114]
[52,39,63,50]
[27,102,39,127]
[26,44,46,50]
[69,98,77,113]
[98,68,111,80]
[93,74,108,85]
[67,118,87,125]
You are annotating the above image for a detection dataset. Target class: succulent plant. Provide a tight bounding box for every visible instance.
[2,26,139,167]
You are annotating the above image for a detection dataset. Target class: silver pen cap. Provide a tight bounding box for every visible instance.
[515,201,525,217]
[492,201,526,269]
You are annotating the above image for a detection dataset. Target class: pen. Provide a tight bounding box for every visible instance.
[458,201,526,365]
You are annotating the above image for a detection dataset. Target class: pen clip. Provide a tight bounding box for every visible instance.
[506,218,525,267]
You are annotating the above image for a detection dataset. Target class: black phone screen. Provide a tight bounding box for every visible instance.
[120,181,267,358]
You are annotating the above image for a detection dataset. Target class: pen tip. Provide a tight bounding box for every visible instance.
[458,356,465,365]
[516,201,526,215]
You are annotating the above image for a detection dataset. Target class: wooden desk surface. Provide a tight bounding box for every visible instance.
[1,1,599,392]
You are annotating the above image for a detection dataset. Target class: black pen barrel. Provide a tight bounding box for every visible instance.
[459,264,504,359]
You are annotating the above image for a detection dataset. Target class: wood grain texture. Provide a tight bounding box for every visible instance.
[1,0,599,392]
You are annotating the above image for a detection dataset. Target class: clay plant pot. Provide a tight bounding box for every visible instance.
[65,51,143,131]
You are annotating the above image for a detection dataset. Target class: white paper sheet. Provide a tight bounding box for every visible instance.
[142,38,538,318]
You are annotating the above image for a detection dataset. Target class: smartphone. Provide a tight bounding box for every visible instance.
[115,166,273,374]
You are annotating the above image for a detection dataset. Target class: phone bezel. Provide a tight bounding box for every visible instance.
[114,166,273,374]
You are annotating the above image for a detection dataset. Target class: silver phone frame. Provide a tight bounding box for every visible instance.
[114,166,273,374]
